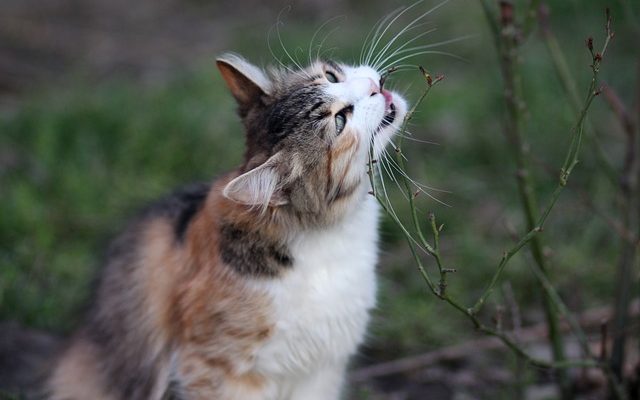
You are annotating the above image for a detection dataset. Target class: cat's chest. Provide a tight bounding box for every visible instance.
[253,197,380,375]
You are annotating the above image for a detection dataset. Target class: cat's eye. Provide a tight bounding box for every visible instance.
[335,112,347,134]
[325,71,339,83]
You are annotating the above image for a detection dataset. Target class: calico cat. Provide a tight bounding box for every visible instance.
[14,54,408,399]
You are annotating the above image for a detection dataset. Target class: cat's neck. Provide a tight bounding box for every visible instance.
[185,171,369,277]
[212,171,369,235]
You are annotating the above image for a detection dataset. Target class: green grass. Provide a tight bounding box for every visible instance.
[0,1,637,393]
[0,70,244,331]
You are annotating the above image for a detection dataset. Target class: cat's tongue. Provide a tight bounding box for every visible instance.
[382,89,394,109]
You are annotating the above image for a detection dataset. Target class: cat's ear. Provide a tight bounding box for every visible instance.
[216,53,271,108]
[223,153,287,208]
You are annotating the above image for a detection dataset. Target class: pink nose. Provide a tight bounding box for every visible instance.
[367,78,379,96]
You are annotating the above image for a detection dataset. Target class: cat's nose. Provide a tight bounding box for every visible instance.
[348,77,380,100]
[367,78,379,96]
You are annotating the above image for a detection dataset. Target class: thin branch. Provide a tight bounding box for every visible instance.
[602,84,637,142]
[528,257,628,400]
[602,48,639,388]
[351,299,640,383]
[368,5,624,397]
[538,3,620,188]
[523,0,541,37]
[475,7,572,392]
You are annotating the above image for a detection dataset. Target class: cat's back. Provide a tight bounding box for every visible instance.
[49,182,214,400]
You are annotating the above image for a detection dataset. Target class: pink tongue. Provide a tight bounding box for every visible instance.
[382,89,393,108]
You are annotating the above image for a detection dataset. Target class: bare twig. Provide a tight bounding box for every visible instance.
[475,6,574,393]
[503,281,522,338]
[528,152,638,244]
[523,0,541,37]
[603,84,637,142]
[538,3,620,188]
[369,5,624,399]
[604,80,639,381]
[601,320,609,361]
[636,60,640,383]
[351,299,640,383]
[578,190,638,245]
[369,71,567,370]
[488,4,572,395]
[504,279,526,399]
[528,254,628,400]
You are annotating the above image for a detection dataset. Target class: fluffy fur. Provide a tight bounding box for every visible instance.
[11,53,408,400]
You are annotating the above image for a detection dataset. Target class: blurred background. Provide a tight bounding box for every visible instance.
[1,0,639,399]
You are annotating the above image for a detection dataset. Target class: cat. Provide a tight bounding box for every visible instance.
[7,53,408,400]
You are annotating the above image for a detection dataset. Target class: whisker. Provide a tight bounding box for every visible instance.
[395,133,440,145]
[381,150,453,209]
[366,1,424,66]
[385,35,474,58]
[381,50,468,72]
[318,46,339,61]
[267,24,298,75]
[272,10,315,80]
[374,161,434,256]
[380,153,411,201]
[316,25,343,61]
[372,27,438,70]
[377,65,420,75]
[361,7,404,65]
[376,162,406,234]
[379,151,400,186]
[389,141,408,162]
[377,34,474,71]
[364,6,407,66]
[309,15,346,65]
[371,22,436,70]
[275,9,301,68]
[371,3,446,70]
[371,0,451,70]
[379,64,422,72]
[383,149,451,194]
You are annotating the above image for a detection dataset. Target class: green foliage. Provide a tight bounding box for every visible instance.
[0,71,243,331]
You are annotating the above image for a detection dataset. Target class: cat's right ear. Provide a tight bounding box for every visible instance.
[216,53,271,109]
[222,153,288,209]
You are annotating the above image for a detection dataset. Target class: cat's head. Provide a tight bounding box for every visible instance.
[216,53,407,224]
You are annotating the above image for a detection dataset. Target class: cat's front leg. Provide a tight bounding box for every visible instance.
[287,359,348,400]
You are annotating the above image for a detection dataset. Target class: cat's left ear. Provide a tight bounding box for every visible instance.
[216,53,271,108]
[223,153,288,209]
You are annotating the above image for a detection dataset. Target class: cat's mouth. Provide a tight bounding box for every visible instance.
[375,89,397,133]
[379,104,396,128]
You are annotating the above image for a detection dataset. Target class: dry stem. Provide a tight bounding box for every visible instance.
[368,5,625,399]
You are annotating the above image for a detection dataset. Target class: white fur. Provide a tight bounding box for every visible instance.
[250,192,379,399]
[222,61,407,399]
[242,63,406,399]
[325,64,408,161]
